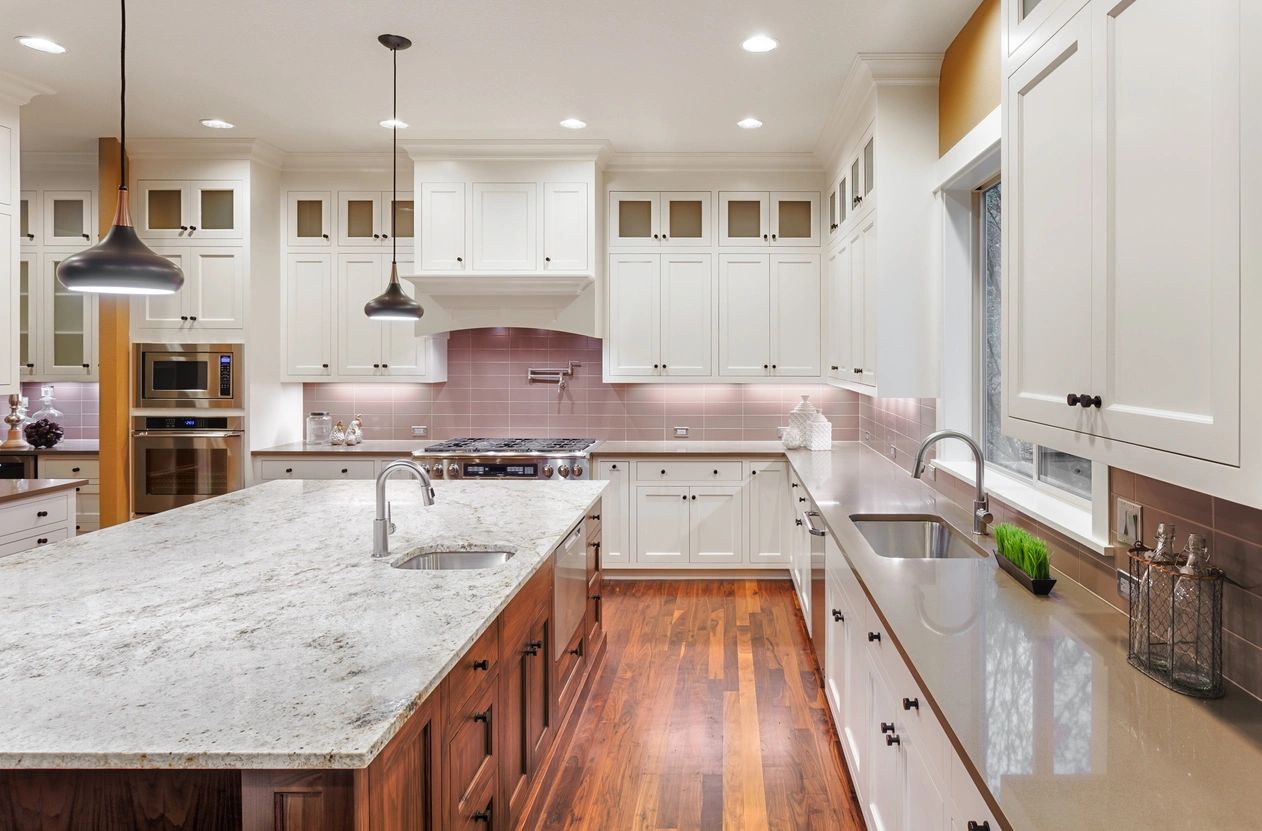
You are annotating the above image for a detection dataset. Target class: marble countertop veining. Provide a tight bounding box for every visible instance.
[0,478,88,506]
[0,478,604,770]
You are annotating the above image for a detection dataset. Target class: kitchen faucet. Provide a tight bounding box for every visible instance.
[911,430,993,535]
[373,459,436,558]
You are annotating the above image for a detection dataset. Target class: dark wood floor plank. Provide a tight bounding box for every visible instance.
[532,579,865,830]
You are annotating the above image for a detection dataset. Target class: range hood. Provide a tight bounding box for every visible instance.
[403,272,598,337]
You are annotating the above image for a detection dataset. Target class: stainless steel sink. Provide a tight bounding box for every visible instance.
[392,550,516,570]
[850,515,984,560]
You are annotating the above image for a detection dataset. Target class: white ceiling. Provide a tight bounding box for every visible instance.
[3,0,978,155]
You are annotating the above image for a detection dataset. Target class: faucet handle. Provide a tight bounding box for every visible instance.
[387,501,396,535]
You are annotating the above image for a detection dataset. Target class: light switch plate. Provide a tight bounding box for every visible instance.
[411,425,428,438]
[1116,497,1142,545]
[674,426,689,437]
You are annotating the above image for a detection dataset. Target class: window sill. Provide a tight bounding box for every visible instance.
[930,459,1109,555]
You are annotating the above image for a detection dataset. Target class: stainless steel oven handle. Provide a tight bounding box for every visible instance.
[802,510,827,537]
[132,431,244,438]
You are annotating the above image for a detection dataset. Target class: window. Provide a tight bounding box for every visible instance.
[977,180,1092,501]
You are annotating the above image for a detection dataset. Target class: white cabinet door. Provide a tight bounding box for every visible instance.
[338,191,383,247]
[188,248,244,329]
[718,191,769,246]
[827,242,853,379]
[858,219,878,386]
[607,253,660,377]
[286,191,332,247]
[660,191,711,247]
[419,182,466,271]
[134,247,189,329]
[40,252,96,377]
[608,192,660,246]
[1093,0,1240,464]
[187,181,243,241]
[542,182,588,271]
[337,253,385,375]
[596,460,630,566]
[747,460,789,565]
[383,191,414,248]
[824,576,846,721]
[905,736,948,831]
[840,575,871,794]
[866,666,905,831]
[718,254,770,376]
[380,255,428,377]
[688,485,743,565]
[41,191,94,246]
[136,181,190,240]
[770,191,820,246]
[634,485,690,565]
[1005,10,1094,430]
[19,190,40,245]
[472,182,536,271]
[285,253,333,376]
[17,252,36,376]
[660,253,712,376]
[770,253,822,376]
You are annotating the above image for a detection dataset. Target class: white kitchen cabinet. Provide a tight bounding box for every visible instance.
[824,575,847,719]
[0,488,76,558]
[38,456,100,534]
[283,253,333,376]
[826,242,854,380]
[595,460,630,565]
[19,190,40,245]
[688,485,744,565]
[17,253,33,376]
[866,666,905,831]
[257,458,377,481]
[770,191,821,246]
[608,192,660,245]
[661,192,712,247]
[718,191,769,246]
[606,253,711,378]
[542,182,588,271]
[659,253,712,376]
[472,182,537,271]
[719,254,822,378]
[633,485,691,565]
[135,247,245,331]
[746,460,790,565]
[334,252,443,380]
[40,191,94,246]
[852,218,878,387]
[39,252,96,378]
[608,191,711,247]
[137,180,244,242]
[418,182,466,271]
[337,190,413,248]
[286,191,332,247]
[905,730,949,831]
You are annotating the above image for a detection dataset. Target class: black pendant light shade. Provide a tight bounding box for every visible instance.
[57,0,185,296]
[364,33,423,321]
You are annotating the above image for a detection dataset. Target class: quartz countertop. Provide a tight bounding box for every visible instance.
[0,478,604,770]
[252,440,426,456]
[0,478,88,506]
[785,444,1262,831]
[10,439,99,455]
[591,440,788,456]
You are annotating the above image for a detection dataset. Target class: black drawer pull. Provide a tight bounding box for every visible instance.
[868,632,881,642]
[340,468,349,474]
[36,510,48,518]
[569,642,584,657]
[285,468,293,474]
[967,823,990,831]
[472,709,490,723]
[472,658,489,671]
[902,697,919,711]
[473,808,492,824]
[832,609,844,622]
[880,722,895,734]
[71,467,81,473]
[37,538,49,545]
[885,734,900,747]
[524,640,543,656]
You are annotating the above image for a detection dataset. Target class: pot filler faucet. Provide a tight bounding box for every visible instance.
[912,430,993,535]
[373,459,436,558]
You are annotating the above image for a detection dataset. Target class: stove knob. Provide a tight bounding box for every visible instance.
[430,463,443,479]
[447,463,461,478]
[543,465,554,478]
[418,462,431,474]
[572,464,584,477]
[558,464,571,478]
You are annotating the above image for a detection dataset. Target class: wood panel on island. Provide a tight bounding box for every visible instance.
[0,501,606,831]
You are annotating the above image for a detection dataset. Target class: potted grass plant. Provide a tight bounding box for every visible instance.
[993,523,1056,596]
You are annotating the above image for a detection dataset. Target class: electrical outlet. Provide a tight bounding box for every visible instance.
[863,430,873,442]
[888,444,897,460]
[411,425,428,438]
[674,426,689,438]
[1117,568,1138,603]
[1116,497,1142,545]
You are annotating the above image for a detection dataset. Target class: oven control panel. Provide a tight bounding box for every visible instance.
[218,355,233,397]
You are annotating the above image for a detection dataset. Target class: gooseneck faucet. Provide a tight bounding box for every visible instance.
[912,430,993,535]
[373,459,436,558]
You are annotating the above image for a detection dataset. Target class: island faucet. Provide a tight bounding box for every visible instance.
[911,430,993,535]
[373,459,436,558]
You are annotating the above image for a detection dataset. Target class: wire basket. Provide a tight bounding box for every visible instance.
[1127,545,1224,698]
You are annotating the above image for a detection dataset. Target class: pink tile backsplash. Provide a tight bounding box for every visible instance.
[303,328,861,442]
[19,382,100,441]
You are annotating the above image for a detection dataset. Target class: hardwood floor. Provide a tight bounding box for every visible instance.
[531,580,865,830]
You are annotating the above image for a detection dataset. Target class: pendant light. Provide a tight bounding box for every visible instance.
[364,34,423,321]
[56,0,184,295]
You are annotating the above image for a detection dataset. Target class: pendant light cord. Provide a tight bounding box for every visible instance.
[120,0,127,187]
[390,44,397,271]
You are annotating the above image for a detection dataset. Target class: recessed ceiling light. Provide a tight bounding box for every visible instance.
[199,118,234,129]
[737,117,763,129]
[16,36,66,54]
[741,34,777,53]
[380,118,408,129]
[559,118,587,129]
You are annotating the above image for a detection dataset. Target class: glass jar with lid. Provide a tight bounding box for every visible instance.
[305,411,333,445]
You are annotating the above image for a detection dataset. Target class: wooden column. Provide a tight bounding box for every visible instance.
[97,138,130,526]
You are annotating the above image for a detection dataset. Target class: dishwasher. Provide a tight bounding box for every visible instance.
[553,521,587,654]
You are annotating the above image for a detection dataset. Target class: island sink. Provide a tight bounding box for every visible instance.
[392,549,516,570]
[850,515,984,560]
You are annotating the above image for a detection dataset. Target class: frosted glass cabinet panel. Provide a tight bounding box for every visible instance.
[662,192,711,246]
[608,193,659,245]
[137,180,243,240]
[41,254,96,377]
[339,192,380,246]
[42,191,93,245]
[286,191,331,246]
[144,186,184,233]
[720,193,767,245]
[771,192,820,246]
[18,254,34,374]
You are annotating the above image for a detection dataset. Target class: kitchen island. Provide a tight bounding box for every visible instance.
[0,476,606,829]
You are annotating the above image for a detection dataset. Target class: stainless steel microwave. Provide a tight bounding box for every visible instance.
[134,343,243,409]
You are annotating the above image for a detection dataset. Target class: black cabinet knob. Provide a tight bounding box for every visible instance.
[751,470,757,475]
[868,631,881,642]
[763,364,769,369]
[180,315,189,321]
[569,643,584,657]
[373,364,380,369]
[831,365,839,371]
[662,363,667,369]
[771,364,777,369]
[762,233,768,241]
[545,256,551,262]
[653,233,660,240]
[610,464,618,470]
[373,233,380,239]
[180,225,189,231]
[1066,393,1081,407]
[881,722,895,734]
[382,363,389,369]
[37,538,49,544]
[525,639,543,656]
[71,467,80,473]
[24,363,34,368]
[832,609,844,622]
[472,709,490,723]
[472,658,489,671]
[82,363,90,369]
[681,494,687,501]
[798,496,806,503]
[36,510,48,518]
[853,367,863,374]
[691,494,696,500]
[712,469,719,475]
[795,518,803,526]
[456,256,463,263]
[885,734,900,746]
[321,363,329,369]
[771,233,778,241]
[902,697,919,711]
[82,233,90,240]
[653,364,659,369]
[189,315,198,321]
[340,468,348,474]
[661,469,666,475]
[967,823,990,831]
[26,233,34,240]
[285,468,293,474]
[381,233,389,239]
[473,809,492,824]
[662,235,669,241]
[322,233,329,239]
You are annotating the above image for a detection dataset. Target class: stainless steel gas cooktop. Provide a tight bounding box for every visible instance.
[413,437,599,480]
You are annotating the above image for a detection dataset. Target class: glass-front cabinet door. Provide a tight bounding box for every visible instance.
[189,181,243,240]
[718,192,769,246]
[19,190,39,244]
[42,191,93,246]
[137,181,189,239]
[771,192,820,247]
[661,192,711,247]
[18,253,36,376]
[42,253,96,377]
[286,191,332,247]
[385,191,414,247]
[608,192,660,245]
[338,191,383,246]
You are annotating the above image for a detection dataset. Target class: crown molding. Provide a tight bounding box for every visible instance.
[124,138,284,167]
[281,151,407,173]
[860,52,943,85]
[403,139,611,163]
[0,71,54,107]
[603,151,823,174]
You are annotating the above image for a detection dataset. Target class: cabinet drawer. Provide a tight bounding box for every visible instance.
[447,624,499,719]
[634,460,743,482]
[0,494,70,538]
[446,681,496,829]
[555,625,586,720]
[0,526,69,559]
[587,572,603,645]
[258,459,377,480]
[39,457,100,480]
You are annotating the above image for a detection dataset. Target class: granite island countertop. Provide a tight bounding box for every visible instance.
[0,477,604,770]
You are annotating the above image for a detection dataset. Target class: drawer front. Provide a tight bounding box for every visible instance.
[258,459,377,480]
[446,681,496,828]
[0,494,70,538]
[634,460,743,482]
[586,572,603,645]
[39,457,100,480]
[0,526,69,558]
[501,558,553,645]
[555,624,586,720]
[447,624,499,718]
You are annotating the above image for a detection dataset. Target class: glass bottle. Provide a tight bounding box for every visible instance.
[31,385,63,423]
[1172,534,1213,690]
[305,411,332,445]
[1137,523,1179,670]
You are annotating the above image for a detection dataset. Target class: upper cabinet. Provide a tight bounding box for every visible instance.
[134,246,246,331]
[1003,0,1256,503]
[606,252,712,379]
[336,190,413,248]
[471,182,537,271]
[41,191,94,246]
[418,182,466,271]
[718,191,819,247]
[718,253,821,378]
[136,180,244,242]
[286,191,332,247]
[608,192,712,247]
